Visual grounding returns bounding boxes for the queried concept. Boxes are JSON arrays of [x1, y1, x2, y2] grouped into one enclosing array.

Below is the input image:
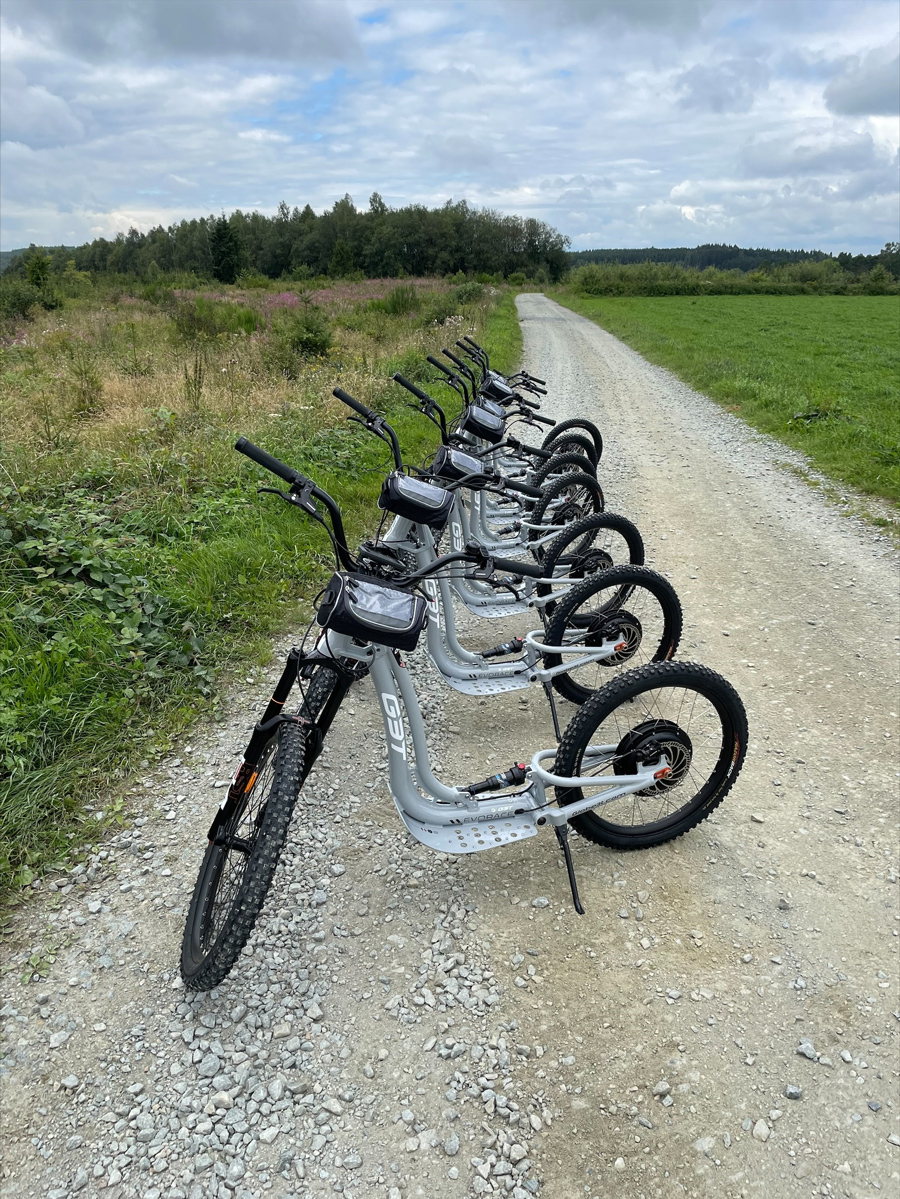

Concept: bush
[[170, 297, 260, 341], [0, 279, 42, 321], [506, 271, 527, 286], [265, 304, 332, 377], [369, 284, 421, 316], [237, 271, 270, 289], [272, 304, 332, 355], [453, 281, 485, 304]]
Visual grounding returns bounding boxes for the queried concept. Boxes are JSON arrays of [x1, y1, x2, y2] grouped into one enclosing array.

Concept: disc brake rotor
[[585, 609, 642, 664], [613, 719, 693, 796]]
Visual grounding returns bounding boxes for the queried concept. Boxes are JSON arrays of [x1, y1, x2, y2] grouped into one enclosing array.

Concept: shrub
[[453, 281, 485, 304], [0, 279, 42, 321], [237, 271, 270, 289], [506, 271, 527, 286], [170, 297, 260, 341], [369, 284, 421, 316], [272, 304, 332, 356], [265, 304, 332, 377]]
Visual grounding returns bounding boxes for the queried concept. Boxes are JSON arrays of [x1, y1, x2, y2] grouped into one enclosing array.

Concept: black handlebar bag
[[482, 377, 515, 404], [457, 404, 504, 444], [317, 573, 427, 651], [378, 472, 453, 529], [430, 445, 484, 482]]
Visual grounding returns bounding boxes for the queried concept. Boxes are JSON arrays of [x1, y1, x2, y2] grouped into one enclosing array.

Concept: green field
[[553, 293, 900, 506]]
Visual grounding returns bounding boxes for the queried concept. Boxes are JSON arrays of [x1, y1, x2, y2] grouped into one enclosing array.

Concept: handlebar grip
[[392, 373, 430, 402], [526, 375, 547, 386], [463, 336, 483, 351], [442, 348, 468, 371], [489, 553, 545, 579], [234, 437, 303, 485], [501, 476, 544, 500], [520, 441, 553, 461], [426, 354, 454, 377], [332, 387, 375, 419], [518, 395, 540, 410], [529, 412, 555, 427]]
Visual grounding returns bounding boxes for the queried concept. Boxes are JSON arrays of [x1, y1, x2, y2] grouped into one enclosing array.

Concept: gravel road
[[2, 292, 898, 1199]]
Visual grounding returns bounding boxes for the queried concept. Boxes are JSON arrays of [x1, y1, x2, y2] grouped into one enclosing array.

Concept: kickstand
[[542, 682, 562, 742], [554, 823, 585, 915]]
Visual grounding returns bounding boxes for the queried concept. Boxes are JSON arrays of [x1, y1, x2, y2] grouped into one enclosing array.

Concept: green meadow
[[553, 293, 900, 507]]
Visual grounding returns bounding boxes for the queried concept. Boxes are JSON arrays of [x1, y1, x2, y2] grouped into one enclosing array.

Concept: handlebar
[[333, 388, 403, 469], [392, 373, 430, 402], [235, 437, 304, 486], [501, 476, 543, 499], [333, 386, 375, 420], [426, 354, 455, 379], [234, 437, 355, 570], [485, 552, 545, 579]]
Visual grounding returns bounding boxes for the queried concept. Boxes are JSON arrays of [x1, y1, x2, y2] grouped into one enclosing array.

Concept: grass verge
[[552, 292, 900, 507], [0, 279, 518, 900]]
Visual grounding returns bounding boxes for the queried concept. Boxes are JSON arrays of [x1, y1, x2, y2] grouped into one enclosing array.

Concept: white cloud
[[1, 0, 898, 254], [238, 129, 292, 143]]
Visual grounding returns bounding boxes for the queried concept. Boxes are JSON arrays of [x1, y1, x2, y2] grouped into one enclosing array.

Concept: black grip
[[463, 336, 483, 351], [234, 437, 302, 485], [518, 395, 540, 409], [526, 375, 547, 386], [426, 355, 454, 377], [392, 373, 430, 402], [332, 387, 374, 419], [520, 441, 552, 461], [489, 554, 545, 579], [501, 476, 543, 499], [529, 412, 555, 427], [442, 348, 468, 371]]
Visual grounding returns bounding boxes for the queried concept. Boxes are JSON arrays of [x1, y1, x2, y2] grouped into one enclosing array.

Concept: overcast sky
[[1, 0, 898, 254]]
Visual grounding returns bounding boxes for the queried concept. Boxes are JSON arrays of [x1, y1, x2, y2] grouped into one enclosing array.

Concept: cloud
[[677, 57, 771, 113], [0, 64, 84, 147], [2, 0, 360, 63], [238, 129, 292, 143], [504, 0, 715, 32], [741, 130, 882, 177], [824, 42, 900, 116], [1, 0, 898, 255]]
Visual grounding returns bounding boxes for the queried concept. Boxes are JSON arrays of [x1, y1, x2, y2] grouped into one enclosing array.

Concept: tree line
[[3, 195, 570, 284], [568, 241, 900, 278], [568, 252, 899, 297]]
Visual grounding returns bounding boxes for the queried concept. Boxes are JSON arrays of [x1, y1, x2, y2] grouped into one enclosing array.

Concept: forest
[[1, 195, 570, 285]]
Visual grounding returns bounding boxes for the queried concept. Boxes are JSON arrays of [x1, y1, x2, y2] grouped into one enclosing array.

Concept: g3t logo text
[[381, 693, 406, 760]]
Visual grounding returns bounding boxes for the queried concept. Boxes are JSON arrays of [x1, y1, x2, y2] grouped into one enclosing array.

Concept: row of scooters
[[177, 333, 749, 991]]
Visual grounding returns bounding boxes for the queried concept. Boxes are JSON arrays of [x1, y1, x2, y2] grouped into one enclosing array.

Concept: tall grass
[[0, 276, 515, 897]]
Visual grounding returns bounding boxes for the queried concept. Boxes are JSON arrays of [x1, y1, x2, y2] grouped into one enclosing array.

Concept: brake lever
[[257, 483, 319, 516]]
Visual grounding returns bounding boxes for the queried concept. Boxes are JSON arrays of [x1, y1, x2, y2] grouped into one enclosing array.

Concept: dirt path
[[2, 294, 898, 1199]]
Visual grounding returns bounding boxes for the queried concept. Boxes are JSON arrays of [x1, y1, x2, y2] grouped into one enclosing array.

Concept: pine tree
[[329, 238, 354, 277], [209, 216, 242, 284]]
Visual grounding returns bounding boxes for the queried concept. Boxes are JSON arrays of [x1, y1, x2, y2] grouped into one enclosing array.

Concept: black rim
[[568, 681, 735, 834], [191, 739, 277, 960]]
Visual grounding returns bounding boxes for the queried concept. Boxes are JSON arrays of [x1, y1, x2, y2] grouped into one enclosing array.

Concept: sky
[[1, 0, 898, 255]]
